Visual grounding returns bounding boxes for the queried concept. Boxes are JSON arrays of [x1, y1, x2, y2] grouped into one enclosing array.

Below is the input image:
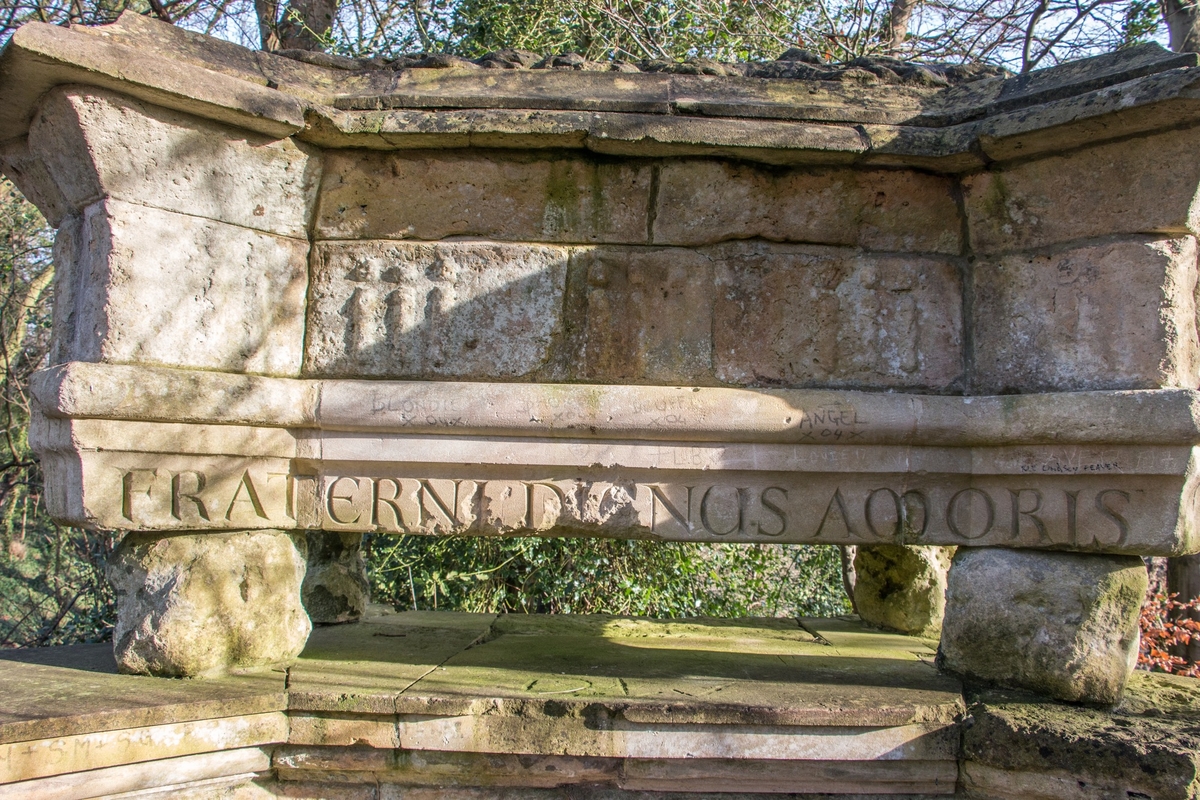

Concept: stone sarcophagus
[[1, 14, 1196, 695]]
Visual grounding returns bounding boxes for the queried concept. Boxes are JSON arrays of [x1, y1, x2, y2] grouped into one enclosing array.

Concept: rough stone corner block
[[302, 530, 370, 624], [28, 84, 321, 237], [53, 199, 309, 375], [972, 235, 1200, 392], [106, 529, 311, 677], [938, 548, 1147, 704], [853, 544, 954, 637], [26, 85, 317, 378]]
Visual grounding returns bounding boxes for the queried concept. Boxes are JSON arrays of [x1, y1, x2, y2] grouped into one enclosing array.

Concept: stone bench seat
[[1, 610, 1197, 799]]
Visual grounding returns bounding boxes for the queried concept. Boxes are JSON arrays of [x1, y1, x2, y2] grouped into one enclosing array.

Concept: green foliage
[[1121, 0, 1166, 47], [365, 534, 850, 618], [0, 522, 117, 647], [0, 180, 118, 648], [449, 0, 815, 62]]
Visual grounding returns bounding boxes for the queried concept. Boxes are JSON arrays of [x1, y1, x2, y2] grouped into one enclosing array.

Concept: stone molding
[[31, 361, 1200, 445], [28, 362, 1200, 555], [1, 13, 1200, 170]]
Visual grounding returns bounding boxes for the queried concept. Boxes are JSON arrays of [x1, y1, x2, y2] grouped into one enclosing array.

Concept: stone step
[[1, 610, 1196, 798]]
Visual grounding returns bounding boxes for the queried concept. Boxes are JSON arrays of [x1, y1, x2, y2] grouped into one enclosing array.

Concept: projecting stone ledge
[[28, 362, 1200, 557], [1, 610, 1197, 798], [1, 13, 1199, 169]]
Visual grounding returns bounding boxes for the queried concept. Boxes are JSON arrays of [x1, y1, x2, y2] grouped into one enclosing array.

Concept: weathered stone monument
[[4, 10, 1200, 700], [0, 15, 1192, 695]]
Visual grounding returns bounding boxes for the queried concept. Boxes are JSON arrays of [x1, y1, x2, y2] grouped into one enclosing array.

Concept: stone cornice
[[3, 13, 1200, 169], [31, 361, 1200, 446]]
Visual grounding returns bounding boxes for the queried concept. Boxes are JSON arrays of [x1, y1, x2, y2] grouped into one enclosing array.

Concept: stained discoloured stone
[[0, 714, 284, 783], [0, 644, 285, 745], [304, 240, 962, 388], [287, 608, 498, 714], [29, 86, 320, 237], [571, 246, 715, 384], [963, 127, 1200, 253], [107, 530, 311, 677], [0, 747, 276, 800], [315, 151, 651, 243], [4, 609, 1199, 796], [53, 199, 308, 376], [960, 672, 1200, 800], [385, 612, 963, 730], [712, 242, 963, 390], [653, 161, 962, 254], [972, 236, 1200, 392], [938, 548, 1147, 704], [0, 138, 72, 226], [853, 545, 954, 637]]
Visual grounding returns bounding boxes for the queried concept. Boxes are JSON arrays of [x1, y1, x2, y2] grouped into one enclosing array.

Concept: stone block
[[972, 236, 1199, 392], [570, 246, 715, 383], [304, 240, 568, 378], [49, 213, 83, 367], [0, 138, 72, 227], [2, 20, 307, 142], [712, 242, 963, 390], [0, 747, 276, 799], [106, 529, 311, 677], [938, 548, 1147, 703], [54, 199, 308, 376], [302, 531, 370, 624], [960, 672, 1200, 800], [653, 161, 962, 254], [853, 545, 954, 637], [0, 717, 281, 783], [31, 378, 1200, 556], [963, 127, 1200, 253], [29, 86, 320, 237], [304, 240, 962, 388], [315, 150, 651, 243]]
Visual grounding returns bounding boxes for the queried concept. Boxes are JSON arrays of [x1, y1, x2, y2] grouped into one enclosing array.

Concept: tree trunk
[[840, 545, 857, 613], [1167, 554, 1200, 664], [256, 0, 338, 51], [1163, 0, 1200, 54], [887, 0, 916, 52]]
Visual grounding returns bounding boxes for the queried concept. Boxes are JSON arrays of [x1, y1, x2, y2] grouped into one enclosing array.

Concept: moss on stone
[[963, 672, 1200, 800]]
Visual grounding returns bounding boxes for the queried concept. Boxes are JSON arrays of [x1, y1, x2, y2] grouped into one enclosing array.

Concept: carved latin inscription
[[47, 417, 1190, 554], [109, 459, 293, 529], [309, 474, 1145, 549]]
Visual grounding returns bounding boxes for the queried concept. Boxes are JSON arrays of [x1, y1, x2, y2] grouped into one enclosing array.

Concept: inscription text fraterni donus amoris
[[116, 465, 1145, 549]]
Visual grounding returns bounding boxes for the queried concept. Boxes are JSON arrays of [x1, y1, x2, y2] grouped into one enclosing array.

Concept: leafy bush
[[365, 534, 850, 618], [0, 179, 120, 648], [1138, 592, 1200, 678], [0, 524, 116, 647]]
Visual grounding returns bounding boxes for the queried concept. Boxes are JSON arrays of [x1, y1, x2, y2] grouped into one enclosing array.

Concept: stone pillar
[[5, 84, 321, 677], [302, 531, 370, 624], [106, 530, 311, 677], [938, 548, 1147, 704], [852, 545, 954, 638]]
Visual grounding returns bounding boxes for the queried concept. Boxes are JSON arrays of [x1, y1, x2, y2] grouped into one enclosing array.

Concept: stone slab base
[[0, 609, 1197, 798]]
